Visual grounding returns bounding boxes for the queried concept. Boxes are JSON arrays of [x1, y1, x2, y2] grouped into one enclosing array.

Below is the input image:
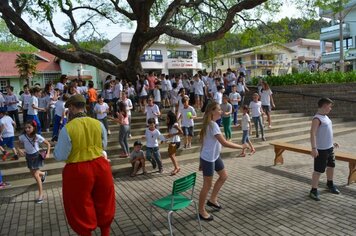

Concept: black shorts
[[262, 105, 271, 113], [314, 147, 335, 173]]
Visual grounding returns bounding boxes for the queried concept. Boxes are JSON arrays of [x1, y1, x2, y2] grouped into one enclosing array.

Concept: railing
[[244, 60, 286, 67], [321, 23, 349, 34]]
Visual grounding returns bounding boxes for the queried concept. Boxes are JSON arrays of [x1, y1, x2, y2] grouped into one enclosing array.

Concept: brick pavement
[[1, 132, 356, 236]]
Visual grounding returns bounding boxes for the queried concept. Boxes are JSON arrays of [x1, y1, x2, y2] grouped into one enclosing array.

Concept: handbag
[[25, 135, 47, 160]]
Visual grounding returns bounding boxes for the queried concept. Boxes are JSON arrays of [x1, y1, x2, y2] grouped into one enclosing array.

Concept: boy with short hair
[[178, 96, 197, 149], [309, 98, 340, 201], [20, 85, 32, 125], [0, 111, 19, 161], [129, 141, 147, 177], [4, 86, 21, 130]]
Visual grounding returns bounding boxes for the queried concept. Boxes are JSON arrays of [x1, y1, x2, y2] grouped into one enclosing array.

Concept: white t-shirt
[[200, 121, 222, 162], [38, 96, 50, 109], [169, 123, 181, 143], [260, 89, 273, 106], [229, 92, 241, 106], [241, 113, 251, 131], [120, 98, 133, 116], [0, 116, 14, 137], [214, 92, 223, 105], [27, 96, 38, 115], [314, 114, 333, 150], [227, 72, 237, 86], [153, 88, 161, 102], [113, 83, 123, 98], [249, 101, 262, 117], [180, 106, 196, 127], [20, 93, 32, 110], [55, 100, 65, 117], [145, 128, 165, 148], [19, 134, 45, 155], [161, 79, 169, 91], [94, 103, 109, 120], [194, 79, 205, 95], [140, 80, 149, 96], [56, 82, 65, 91], [145, 104, 160, 124]]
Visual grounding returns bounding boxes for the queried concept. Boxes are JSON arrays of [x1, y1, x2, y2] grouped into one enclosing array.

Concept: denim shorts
[[182, 126, 194, 137], [26, 152, 44, 170], [241, 130, 250, 144], [200, 157, 225, 177]]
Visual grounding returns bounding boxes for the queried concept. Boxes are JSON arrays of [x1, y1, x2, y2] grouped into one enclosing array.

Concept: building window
[[231, 58, 235, 65], [335, 37, 353, 51], [167, 50, 192, 59], [0, 79, 9, 93], [221, 59, 224, 66], [144, 50, 162, 55]]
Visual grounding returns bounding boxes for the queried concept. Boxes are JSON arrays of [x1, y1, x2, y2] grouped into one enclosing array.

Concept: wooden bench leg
[[348, 162, 356, 185], [274, 147, 285, 165]]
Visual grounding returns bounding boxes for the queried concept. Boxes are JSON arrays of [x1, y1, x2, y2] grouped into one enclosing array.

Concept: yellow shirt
[[65, 117, 103, 163]]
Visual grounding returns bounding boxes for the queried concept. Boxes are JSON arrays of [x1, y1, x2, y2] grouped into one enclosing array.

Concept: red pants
[[62, 157, 115, 236]]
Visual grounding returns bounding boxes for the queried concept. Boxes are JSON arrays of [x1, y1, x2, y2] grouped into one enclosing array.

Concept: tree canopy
[[0, 0, 319, 81], [199, 17, 330, 61]]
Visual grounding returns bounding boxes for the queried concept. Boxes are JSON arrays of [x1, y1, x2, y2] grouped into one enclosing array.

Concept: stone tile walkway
[[1, 132, 356, 236]]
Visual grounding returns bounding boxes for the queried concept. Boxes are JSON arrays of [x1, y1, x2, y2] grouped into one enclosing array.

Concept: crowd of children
[[0, 69, 278, 200]]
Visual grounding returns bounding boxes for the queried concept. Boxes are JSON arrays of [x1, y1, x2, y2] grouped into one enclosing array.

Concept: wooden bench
[[270, 141, 356, 185]]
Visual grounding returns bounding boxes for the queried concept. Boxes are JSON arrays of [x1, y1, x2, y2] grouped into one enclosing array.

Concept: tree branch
[[154, 0, 268, 45], [110, 0, 136, 20]]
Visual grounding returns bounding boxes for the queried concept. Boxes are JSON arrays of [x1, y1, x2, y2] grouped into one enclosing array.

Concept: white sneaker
[[108, 130, 111, 135], [129, 134, 132, 138]]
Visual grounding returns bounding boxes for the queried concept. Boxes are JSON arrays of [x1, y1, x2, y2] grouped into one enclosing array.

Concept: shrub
[[251, 71, 356, 86]]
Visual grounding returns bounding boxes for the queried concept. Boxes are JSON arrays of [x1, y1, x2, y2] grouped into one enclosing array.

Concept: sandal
[[249, 149, 256, 155], [237, 153, 246, 157]]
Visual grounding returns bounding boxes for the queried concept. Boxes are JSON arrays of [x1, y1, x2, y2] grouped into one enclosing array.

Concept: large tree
[[0, 0, 315, 81]]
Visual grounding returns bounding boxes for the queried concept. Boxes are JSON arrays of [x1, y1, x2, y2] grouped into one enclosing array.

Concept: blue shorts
[[182, 126, 194, 137], [200, 157, 225, 177], [0, 136, 14, 149]]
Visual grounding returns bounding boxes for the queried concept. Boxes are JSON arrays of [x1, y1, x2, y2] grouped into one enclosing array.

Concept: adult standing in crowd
[[55, 75, 68, 93], [53, 94, 115, 236], [225, 68, 236, 95]]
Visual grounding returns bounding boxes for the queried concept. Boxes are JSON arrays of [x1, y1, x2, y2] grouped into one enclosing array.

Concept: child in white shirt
[[52, 94, 69, 142], [94, 95, 110, 133], [229, 85, 241, 126], [238, 105, 256, 157], [249, 93, 265, 141], [144, 118, 165, 173], [178, 96, 197, 149], [0, 111, 18, 161]]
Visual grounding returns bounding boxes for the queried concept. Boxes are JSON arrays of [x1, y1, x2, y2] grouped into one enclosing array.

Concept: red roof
[[0, 51, 61, 77]]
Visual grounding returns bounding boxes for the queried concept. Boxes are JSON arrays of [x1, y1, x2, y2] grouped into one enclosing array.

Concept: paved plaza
[[1, 132, 356, 236]]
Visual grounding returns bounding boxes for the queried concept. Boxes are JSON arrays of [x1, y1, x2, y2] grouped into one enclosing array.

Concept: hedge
[[251, 71, 356, 86]]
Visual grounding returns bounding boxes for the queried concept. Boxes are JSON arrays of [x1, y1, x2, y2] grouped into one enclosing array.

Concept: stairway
[[1, 109, 356, 194]]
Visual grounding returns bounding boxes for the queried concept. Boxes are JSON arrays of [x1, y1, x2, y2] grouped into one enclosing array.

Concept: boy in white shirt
[[27, 87, 46, 134], [94, 95, 110, 133], [0, 111, 19, 161], [249, 93, 265, 141], [52, 94, 69, 142], [20, 85, 32, 125], [153, 82, 161, 108], [144, 118, 165, 173], [193, 74, 205, 110], [178, 96, 197, 149], [229, 85, 241, 126], [145, 96, 161, 127]]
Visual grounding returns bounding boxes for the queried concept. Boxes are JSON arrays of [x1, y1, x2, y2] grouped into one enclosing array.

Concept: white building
[[102, 32, 203, 76], [285, 38, 333, 72]]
